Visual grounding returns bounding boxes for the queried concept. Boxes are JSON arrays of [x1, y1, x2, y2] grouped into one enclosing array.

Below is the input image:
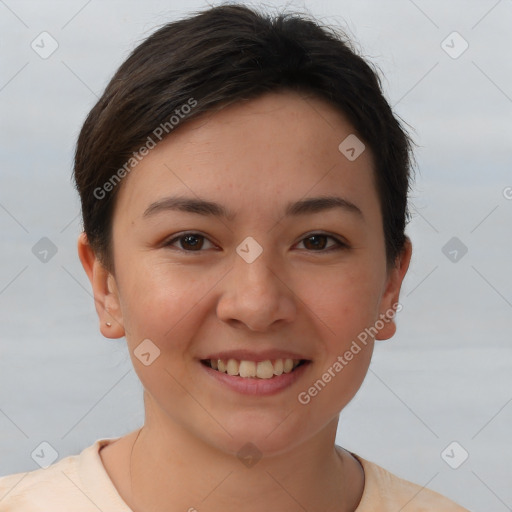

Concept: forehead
[[113, 90, 378, 225]]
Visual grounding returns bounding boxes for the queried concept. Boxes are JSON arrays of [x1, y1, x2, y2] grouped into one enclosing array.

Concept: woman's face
[[81, 90, 410, 456]]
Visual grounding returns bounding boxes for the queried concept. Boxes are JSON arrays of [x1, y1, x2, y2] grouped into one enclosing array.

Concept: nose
[[216, 247, 296, 332]]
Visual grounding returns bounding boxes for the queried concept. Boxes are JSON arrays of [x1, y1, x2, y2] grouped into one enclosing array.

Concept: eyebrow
[[143, 195, 364, 221]]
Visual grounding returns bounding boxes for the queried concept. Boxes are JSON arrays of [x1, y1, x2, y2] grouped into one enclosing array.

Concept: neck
[[123, 416, 364, 512]]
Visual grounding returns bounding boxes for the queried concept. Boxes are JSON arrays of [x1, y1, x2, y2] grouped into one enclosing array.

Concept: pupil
[[307, 235, 325, 250], [183, 235, 201, 249]]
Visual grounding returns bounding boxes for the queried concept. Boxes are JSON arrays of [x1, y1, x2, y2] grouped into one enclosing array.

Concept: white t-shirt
[[0, 438, 470, 511]]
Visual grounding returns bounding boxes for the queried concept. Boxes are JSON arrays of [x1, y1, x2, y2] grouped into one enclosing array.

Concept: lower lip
[[200, 361, 311, 396]]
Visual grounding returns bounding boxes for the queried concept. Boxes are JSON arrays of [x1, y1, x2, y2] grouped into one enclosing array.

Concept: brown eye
[[164, 233, 215, 252], [298, 233, 346, 252], [163, 232, 347, 254], [179, 234, 204, 250]]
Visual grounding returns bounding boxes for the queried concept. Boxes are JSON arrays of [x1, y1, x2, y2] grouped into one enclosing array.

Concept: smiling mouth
[[200, 358, 309, 379]]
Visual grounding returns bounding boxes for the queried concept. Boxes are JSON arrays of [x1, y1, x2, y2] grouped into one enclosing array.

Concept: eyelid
[[299, 231, 349, 248], [163, 231, 349, 252], [163, 231, 218, 252]]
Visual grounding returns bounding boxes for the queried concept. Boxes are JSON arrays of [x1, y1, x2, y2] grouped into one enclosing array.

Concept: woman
[[0, 4, 469, 511]]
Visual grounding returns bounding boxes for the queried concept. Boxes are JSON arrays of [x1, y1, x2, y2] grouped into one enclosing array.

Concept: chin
[[207, 413, 311, 459]]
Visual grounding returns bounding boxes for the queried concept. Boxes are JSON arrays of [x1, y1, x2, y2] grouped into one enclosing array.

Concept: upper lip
[[200, 349, 310, 363]]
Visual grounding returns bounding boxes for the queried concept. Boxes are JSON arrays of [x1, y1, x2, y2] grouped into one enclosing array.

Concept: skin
[[78, 90, 412, 512]]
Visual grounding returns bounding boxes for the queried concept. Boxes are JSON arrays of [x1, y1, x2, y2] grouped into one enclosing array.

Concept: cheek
[[119, 265, 209, 390], [118, 258, 216, 348], [301, 263, 384, 345], [296, 275, 377, 416]]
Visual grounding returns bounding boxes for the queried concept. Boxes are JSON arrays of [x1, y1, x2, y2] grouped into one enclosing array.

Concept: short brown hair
[[73, 3, 415, 273]]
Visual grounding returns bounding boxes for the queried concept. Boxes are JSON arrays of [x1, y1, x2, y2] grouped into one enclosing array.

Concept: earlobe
[[77, 232, 125, 339], [375, 237, 412, 341]]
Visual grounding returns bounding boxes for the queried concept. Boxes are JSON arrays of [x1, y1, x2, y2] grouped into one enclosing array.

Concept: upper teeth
[[210, 358, 301, 379]]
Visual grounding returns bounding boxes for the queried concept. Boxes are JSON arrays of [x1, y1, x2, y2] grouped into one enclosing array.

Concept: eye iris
[[174, 234, 335, 251], [182, 234, 202, 250], [304, 235, 327, 250]]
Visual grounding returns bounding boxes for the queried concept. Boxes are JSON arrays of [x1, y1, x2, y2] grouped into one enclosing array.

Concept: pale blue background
[[1, 1, 511, 510]]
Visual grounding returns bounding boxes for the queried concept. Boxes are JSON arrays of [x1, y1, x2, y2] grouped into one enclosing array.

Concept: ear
[[375, 237, 412, 341], [77, 232, 125, 339]]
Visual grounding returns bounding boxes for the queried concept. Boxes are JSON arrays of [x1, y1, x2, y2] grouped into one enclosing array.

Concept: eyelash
[[163, 232, 348, 254]]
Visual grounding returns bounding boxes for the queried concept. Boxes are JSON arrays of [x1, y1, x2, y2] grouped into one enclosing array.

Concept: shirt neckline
[[78, 437, 134, 512], [82, 438, 372, 512]]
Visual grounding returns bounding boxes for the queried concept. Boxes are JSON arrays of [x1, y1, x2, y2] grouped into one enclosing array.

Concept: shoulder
[[0, 451, 80, 511], [0, 438, 123, 512], [349, 451, 471, 512]]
